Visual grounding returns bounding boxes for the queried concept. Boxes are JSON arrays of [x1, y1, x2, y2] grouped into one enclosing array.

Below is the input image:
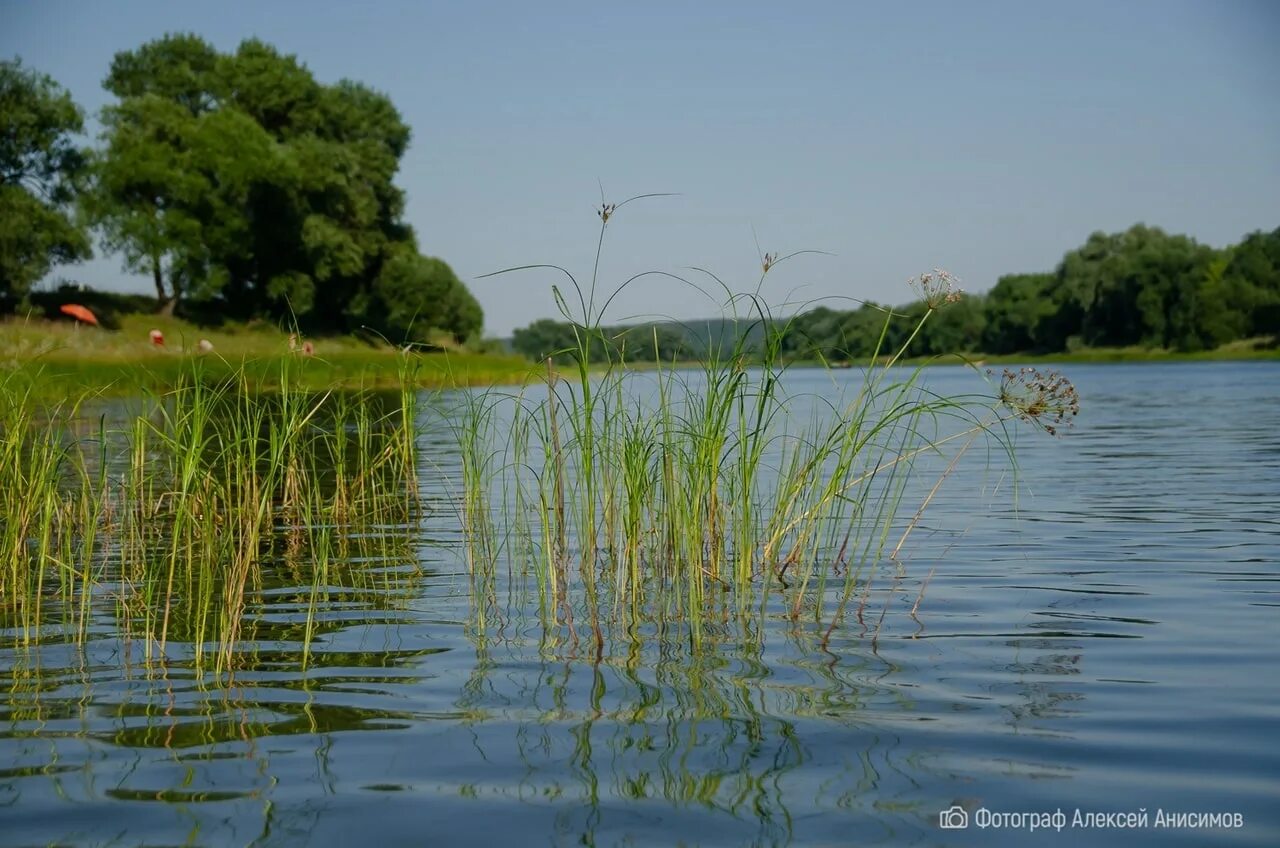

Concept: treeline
[[512, 317, 767, 364], [511, 224, 1280, 362], [1, 39, 481, 343]]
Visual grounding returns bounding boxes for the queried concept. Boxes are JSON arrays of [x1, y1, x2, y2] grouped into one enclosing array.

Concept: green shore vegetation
[[3, 38, 483, 348], [511, 223, 1280, 366], [3, 39, 535, 399], [781, 335, 1280, 369], [0, 311, 535, 397], [5, 41, 1277, 396]]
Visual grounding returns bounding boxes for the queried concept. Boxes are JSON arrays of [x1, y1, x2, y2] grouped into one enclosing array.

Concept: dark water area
[[2, 361, 1277, 846]]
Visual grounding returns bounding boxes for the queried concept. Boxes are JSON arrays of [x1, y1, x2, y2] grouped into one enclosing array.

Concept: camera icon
[[939, 806, 969, 829]]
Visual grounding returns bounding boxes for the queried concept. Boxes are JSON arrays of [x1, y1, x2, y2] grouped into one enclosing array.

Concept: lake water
[[2, 361, 1277, 846]]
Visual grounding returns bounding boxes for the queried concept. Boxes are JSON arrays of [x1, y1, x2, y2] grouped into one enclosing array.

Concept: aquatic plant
[[993, 366, 1081, 436], [0, 204, 1080, 669], [0, 351, 428, 672], [460, 200, 1077, 653]]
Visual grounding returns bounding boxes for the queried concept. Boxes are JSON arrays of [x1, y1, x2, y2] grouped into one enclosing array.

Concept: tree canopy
[[86, 34, 481, 340], [510, 224, 1280, 362], [511, 317, 696, 364], [0, 57, 92, 310]]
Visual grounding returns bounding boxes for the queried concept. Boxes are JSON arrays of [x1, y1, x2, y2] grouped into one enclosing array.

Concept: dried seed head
[[909, 268, 963, 309], [762, 252, 776, 274], [597, 203, 616, 224], [992, 367, 1080, 437]]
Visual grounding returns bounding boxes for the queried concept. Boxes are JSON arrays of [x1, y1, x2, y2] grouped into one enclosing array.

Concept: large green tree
[[1221, 228, 1280, 340], [1053, 225, 1218, 350], [0, 58, 91, 310], [89, 34, 480, 338], [981, 273, 1058, 353], [372, 251, 483, 344]]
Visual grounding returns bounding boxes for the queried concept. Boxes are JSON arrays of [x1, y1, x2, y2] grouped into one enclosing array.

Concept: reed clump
[[458, 200, 1078, 652], [0, 353, 426, 672]]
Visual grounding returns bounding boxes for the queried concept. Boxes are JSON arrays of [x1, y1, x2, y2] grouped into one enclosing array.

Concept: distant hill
[[506, 314, 779, 363]]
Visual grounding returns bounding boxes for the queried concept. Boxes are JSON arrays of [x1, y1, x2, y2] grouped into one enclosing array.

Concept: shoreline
[[4, 315, 1275, 397], [609, 341, 1280, 373]]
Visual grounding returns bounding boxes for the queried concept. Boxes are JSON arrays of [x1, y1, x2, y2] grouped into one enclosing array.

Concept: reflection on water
[[2, 363, 1278, 846]]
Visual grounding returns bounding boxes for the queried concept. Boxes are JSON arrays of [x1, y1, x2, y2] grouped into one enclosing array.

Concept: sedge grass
[[0, 352, 429, 673], [458, 205, 1079, 652], [1, 207, 1084, 665]]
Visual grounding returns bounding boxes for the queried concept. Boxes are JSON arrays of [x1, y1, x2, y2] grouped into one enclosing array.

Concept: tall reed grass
[[1, 204, 1081, 667], [0, 352, 427, 673], [458, 201, 1079, 652]]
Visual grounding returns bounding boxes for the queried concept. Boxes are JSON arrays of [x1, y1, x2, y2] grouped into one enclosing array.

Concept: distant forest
[[511, 224, 1280, 362]]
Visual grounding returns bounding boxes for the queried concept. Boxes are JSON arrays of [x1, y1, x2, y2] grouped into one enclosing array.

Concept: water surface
[[2, 361, 1277, 846]]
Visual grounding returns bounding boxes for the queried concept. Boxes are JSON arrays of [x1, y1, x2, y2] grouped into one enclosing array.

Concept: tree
[[779, 305, 839, 360], [86, 36, 276, 313], [88, 96, 231, 313], [919, 293, 986, 356], [982, 273, 1059, 353], [832, 303, 896, 358], [512, 318, 584, 362], [777, 303, 890, 361], [90, 34, 480, 336], [0, 58, 91, 310], [1053, 225, 1217, 350], [1222, 228, 1280, 340], [372, 251, 482, 343]]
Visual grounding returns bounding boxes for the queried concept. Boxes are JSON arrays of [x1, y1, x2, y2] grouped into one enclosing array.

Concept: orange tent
[[59, 304, 99, 326]]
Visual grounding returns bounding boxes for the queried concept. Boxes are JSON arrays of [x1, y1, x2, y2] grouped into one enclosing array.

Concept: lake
[[1, 361, 1277, 846]]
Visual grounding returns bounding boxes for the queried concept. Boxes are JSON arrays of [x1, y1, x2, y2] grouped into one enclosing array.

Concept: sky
[[4, 0, 1279, 335]]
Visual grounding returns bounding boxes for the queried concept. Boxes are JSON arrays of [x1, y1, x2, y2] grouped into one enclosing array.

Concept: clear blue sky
[[4, 0, 1278, 335]]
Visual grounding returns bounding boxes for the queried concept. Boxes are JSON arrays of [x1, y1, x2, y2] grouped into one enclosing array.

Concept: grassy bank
[[1, 314, 537, 395], [958, 337, 1280, 364]]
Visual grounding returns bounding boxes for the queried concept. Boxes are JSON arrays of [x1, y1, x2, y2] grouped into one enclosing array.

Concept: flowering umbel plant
[[910, 269, 964, 309], [993, 367, 1081, 436]]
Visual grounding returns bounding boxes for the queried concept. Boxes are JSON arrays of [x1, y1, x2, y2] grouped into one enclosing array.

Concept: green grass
[[3, 211, 1110, 662], [456, 213, 1079, 652], [959, 337, 1280, 364], [0, 355, 426, 671], [0, 313, 538, 396]]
